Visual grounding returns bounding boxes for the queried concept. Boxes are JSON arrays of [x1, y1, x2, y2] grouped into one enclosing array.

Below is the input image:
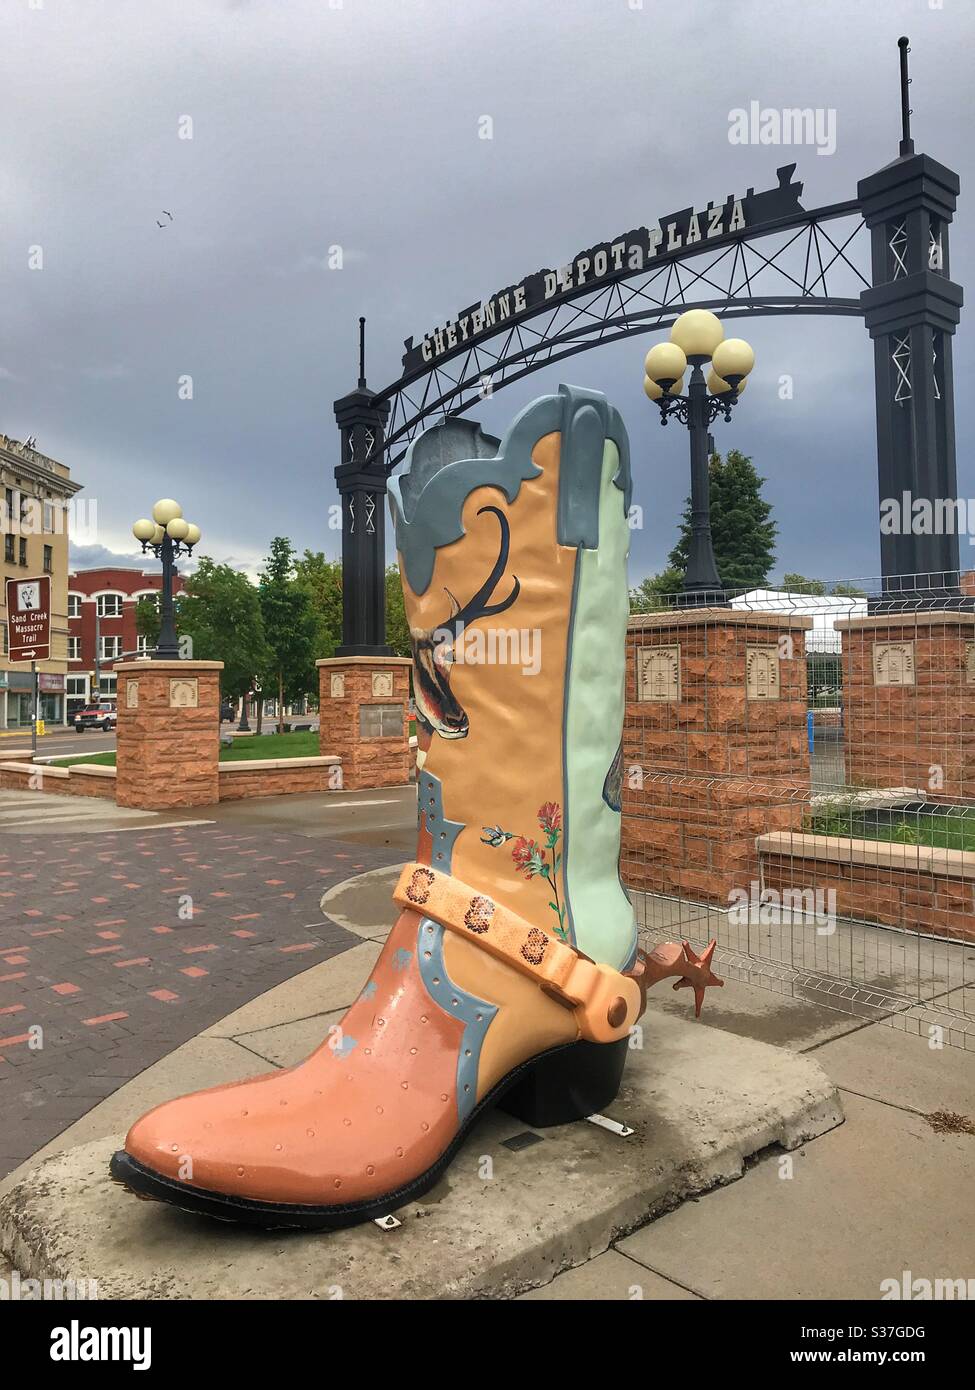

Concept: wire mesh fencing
[[622, 573, 975, 1048]]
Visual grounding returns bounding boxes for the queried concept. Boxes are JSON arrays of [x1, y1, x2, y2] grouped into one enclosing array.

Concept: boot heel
[[498, 1037, 628, 1127]]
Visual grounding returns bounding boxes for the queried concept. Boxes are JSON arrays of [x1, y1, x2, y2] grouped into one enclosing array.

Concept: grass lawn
[[52, 729, 323, 769], [808, 807, 975, 853]]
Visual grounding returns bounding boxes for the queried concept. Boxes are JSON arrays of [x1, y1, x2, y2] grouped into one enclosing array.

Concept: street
[[0, 728, 117, 760], [0, 784, 415, 1175]]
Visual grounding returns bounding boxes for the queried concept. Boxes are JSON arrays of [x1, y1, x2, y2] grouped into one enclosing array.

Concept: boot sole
[[109, 1036, 628, 1231]]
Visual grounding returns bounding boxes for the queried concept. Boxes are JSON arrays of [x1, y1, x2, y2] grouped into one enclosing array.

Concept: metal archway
[[333, 58, 963, 653], [379, 190, 869, 470]]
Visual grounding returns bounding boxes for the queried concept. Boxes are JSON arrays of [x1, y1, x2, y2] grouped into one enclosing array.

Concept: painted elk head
[[410, 504, 520, 739]]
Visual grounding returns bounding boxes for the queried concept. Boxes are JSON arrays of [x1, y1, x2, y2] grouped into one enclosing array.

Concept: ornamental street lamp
[[131, 500, 200, 660], [644, 309, 755, 606]]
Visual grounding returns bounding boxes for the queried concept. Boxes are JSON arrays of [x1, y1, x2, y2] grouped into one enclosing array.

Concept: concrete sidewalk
[[2, 864, 973, 1299]]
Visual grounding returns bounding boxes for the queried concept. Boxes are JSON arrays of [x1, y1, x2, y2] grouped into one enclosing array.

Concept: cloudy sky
[[2, 0, 973, 587]]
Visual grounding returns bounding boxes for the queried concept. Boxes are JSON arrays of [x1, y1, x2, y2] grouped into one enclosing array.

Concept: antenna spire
[[358, 316, 367, 389], [898, 37, 914, 157]]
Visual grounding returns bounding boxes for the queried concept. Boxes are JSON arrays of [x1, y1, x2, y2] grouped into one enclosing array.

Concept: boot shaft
[[390, 384, 636, 970]]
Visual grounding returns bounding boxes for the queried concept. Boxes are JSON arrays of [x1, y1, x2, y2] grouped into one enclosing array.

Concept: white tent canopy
[[729, 589, 868, 653]]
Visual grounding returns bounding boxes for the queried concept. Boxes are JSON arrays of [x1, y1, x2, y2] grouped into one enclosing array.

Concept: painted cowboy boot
[[110, 384, 720, 1229]]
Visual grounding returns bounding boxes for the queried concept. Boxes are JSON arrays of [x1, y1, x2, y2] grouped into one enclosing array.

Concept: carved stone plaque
[[746, 645, 780, 700], [873, 640, 915, 687], [330, 672, 345, 698], [638, 645, 680, 702], [360, 702, 404, 738], [372, 671, 394, 698], [126, 680, 139, 709], [966, 642, 975, 686], [169, 677, 199, 709]]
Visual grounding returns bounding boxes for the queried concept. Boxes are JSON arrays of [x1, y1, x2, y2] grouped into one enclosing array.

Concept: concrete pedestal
[[838, 611, 975, 800], [317, 656, 413, 790], [114, 660, 223, 809], [0, 1010, 841, 1301], [622, 609, 812, 905]]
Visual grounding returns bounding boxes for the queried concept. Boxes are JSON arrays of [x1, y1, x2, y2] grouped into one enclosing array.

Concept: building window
[[136, 633, 152, 656], [43, 500, 55, 533], [3, 535, 12, 564], [43, 545, 53, 573], [67, 636, 81, 660], [99, 635, 123, 660], [1, 621, 6, 656], [18, 537, 27, 566], [100, 675, 118, 697], [3, 487, 13, 527], [96, 594, 123, 618], [68, 594, 82, 618]]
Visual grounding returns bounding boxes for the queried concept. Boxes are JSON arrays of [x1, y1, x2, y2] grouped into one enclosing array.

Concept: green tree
[[136, 558, 269, 702], [385, 566, 411, 656], [669, 449, 777, 592], [293, 550, 344, 659], [134, 596, 161, 648], [629, 567, 684, 613], [782, 573, 867, 598], [782, 572, 827, 596], [293, 553, 411, 658], [258, 537, 317, 732]]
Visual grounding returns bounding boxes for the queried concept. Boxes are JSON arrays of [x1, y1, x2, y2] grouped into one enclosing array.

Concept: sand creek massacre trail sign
[[6, 575, 52, 663]]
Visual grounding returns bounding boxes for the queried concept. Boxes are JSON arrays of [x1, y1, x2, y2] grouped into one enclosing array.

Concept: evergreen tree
[[669, 449, 777, 592]]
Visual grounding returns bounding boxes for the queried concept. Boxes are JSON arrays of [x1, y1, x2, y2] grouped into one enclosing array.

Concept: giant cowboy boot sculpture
[[110, 385, 721, 1229]]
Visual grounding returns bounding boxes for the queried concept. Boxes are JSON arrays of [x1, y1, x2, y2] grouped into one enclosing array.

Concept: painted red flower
[[538, 802, 561, 834], [511, 836, 545, 878]]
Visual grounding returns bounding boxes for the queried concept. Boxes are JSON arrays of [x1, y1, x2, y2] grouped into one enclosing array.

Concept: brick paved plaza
[[0, 823, 401, 1174]]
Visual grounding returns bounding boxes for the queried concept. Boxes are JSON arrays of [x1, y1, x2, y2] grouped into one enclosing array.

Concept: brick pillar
[[317, 656, 413, 790], [838, 611, 975, 799], [115, 660, 223, 809], [622, 609, 812, 906]]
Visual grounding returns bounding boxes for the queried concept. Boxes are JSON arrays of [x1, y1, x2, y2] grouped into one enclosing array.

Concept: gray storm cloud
[[2, 0, 973, 585]]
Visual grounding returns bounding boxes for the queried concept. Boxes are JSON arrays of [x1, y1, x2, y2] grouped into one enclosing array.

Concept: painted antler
[[409, 504, 522, 741], [441, 505, 521, 636]]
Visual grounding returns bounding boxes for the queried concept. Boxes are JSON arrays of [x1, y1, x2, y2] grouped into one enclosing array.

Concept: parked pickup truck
[[73, 702, 118, 732]]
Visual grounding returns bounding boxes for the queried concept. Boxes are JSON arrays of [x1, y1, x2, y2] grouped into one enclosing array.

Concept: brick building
[[1, 434, 82, 728], [66, 567, 184, 715]]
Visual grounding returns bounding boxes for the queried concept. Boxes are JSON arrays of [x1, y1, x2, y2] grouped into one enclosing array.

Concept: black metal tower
[[859, 37, 964, 591], [334, 318, 392, 655]]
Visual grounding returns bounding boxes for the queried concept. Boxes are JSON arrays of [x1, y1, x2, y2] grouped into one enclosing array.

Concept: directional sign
[[5, 575, 52, 662]]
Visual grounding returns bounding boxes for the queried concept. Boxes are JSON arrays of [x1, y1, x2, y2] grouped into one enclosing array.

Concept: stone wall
[[0, 762, 117, 800], [622, 609, 813, 907], [838, 613, 975, 800], [759, 830, 975, 943], [317, 657, 413, 790], [217, 757, 341, 802], [0, 757, 342, 805], [115, 660, 223, 809]]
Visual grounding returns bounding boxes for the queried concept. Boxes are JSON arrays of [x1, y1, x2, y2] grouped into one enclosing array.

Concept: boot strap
[[393, 862, 642, 1044]]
